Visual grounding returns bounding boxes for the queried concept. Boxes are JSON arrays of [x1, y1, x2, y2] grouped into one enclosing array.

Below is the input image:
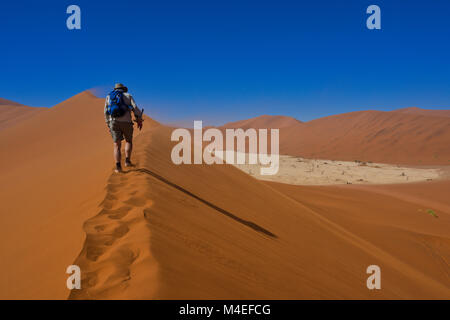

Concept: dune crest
[[391, 107, 450, 118], [69, 166, 159, 299], [0, 98, 45, 131], [222, 115, 302, 130]]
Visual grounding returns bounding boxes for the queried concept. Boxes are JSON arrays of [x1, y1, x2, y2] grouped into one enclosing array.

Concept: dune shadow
[[126, 168, 277, 239]]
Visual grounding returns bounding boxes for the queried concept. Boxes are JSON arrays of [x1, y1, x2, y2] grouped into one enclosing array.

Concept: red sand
[[0, 93, 449, 299]]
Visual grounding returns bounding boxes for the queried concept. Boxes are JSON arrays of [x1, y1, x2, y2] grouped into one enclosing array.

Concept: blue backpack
[[106, 90, 128, 117]]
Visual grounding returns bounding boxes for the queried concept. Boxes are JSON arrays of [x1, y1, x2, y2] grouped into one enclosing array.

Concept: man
[[104, 83, 143, 173]]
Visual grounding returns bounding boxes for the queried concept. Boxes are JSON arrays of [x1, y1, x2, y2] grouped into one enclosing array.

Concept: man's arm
[[104, 96, 110, 125], [129, 96, 143, 129], [129, 96, 143, 119]]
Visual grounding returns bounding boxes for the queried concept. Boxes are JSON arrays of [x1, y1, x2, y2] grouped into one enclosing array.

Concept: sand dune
[[1, 92, 449, 299], [0, 99, 45, 131], [278, 110, 450, 165], [392, 107, 450, 118], [221, 115, 301, 130]]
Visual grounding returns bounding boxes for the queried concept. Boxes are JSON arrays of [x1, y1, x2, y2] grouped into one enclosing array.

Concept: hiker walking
[[104, 83, 143, 173]]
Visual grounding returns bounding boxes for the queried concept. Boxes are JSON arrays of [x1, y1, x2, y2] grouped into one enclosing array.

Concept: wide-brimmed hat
[[114, 83, 128, 91]]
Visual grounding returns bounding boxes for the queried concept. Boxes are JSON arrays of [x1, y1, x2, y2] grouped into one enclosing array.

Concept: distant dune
[[278, 110, 450, 165], [0, 98, 24, 106], [221, 115, 302, 130], [391, 107, 450, 118], [0, 93, 449, 299], [0, 98, 45, 131]]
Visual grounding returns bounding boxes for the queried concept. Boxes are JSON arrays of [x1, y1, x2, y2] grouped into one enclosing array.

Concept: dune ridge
[[391, 107, 450, 118], [221, 115, 302, 129], [68, 166, 159, 299]]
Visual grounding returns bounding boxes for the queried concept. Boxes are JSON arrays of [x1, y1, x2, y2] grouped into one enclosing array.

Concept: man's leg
[[114, 141, 122, 162], [125, 141, 133, 166], [114, 140, 122, 172], [124, 122, 134, 166]]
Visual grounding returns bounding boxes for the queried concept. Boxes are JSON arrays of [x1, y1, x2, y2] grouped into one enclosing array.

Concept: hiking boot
[[125, 158, 134, 167], [115, 162, 123, 173]]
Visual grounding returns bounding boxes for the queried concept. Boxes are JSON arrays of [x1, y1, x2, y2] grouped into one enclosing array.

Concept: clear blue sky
[[1, 0, 449, 124]]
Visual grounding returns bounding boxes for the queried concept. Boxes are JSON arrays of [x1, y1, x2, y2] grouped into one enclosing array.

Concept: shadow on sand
[[125, 168, 277, 239]]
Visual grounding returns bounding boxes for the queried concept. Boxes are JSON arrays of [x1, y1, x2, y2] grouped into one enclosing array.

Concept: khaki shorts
[[108, 120, 134, 142]]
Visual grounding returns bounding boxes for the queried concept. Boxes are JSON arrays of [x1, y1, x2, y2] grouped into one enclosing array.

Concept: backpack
[[106, 90, 128, 117]]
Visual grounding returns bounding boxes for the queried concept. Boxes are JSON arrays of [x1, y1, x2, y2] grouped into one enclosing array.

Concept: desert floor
[[228, 154, 447, 185]]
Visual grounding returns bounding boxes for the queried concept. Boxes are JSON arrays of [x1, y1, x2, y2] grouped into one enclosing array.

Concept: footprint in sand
[[124, 195, 148, 207], [107, 206, 132, 220], [69, 165, 154, 299]]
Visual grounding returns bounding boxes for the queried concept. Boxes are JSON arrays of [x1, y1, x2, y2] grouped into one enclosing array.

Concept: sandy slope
[[278, 110, 450, 165], [269, 181, 450, 294], [221, 115, 301, 129], [0, 99, 45, 131]]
